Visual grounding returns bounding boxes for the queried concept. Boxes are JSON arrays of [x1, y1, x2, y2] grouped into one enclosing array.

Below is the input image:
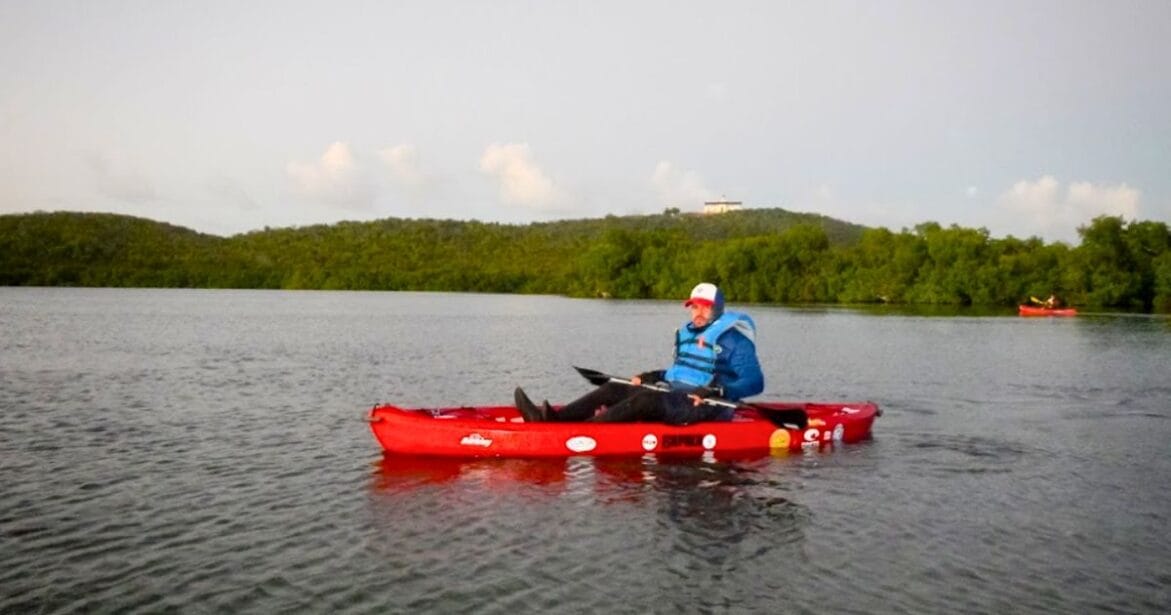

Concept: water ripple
[[3, 289, 1171, 613]]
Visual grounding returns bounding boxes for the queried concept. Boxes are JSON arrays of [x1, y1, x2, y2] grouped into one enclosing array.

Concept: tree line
[[2, 210, 1169, 312]]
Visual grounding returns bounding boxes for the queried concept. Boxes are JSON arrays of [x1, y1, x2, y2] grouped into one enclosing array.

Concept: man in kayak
[[514, 282, 764, 425]]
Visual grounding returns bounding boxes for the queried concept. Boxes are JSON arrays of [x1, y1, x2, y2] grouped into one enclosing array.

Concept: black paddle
[[572, 366, 808, 429]]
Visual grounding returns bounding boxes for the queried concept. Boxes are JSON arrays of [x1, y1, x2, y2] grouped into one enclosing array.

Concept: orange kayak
[[1019, 305, 1078, 317]]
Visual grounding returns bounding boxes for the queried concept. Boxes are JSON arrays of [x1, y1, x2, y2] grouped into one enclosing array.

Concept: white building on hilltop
[[702, 197, 743, 214]]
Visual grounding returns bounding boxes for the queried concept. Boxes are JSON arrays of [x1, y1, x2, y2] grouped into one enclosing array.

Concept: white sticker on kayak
[[565, 436, 597, 453], [833, 424, 845, 441], [702, 434, 717, 450], [642, 434, 658, 451], [460, 433, 492, 447], [840, 407, 860, 414], [804, 428, 820, 442]]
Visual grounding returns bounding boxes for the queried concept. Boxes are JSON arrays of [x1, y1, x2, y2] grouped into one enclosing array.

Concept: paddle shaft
[[572, 366, 807, 429], [594, 373, 738, 409]]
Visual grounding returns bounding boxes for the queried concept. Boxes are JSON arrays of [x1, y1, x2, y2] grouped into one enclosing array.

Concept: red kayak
[[1019, 305, 1078, 317], [367, 401, 880, 458]]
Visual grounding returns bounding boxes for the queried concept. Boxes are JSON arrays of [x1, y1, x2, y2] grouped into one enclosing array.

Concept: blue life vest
[[664, 311, 756, 388]]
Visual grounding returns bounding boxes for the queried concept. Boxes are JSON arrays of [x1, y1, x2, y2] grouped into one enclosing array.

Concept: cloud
[[1066, 181, 1140, 218], [997, 175, 1141, 240], [651, 161, 713, 208], [85, 152, 157, 203], [286, 142, 374, 210], [378, 144, 426, 188], [478, 143, 558, 208]]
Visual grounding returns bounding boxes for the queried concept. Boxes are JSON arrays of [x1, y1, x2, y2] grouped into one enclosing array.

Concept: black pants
[[549, 382, 667, 422], [550, 382, 721, 425]]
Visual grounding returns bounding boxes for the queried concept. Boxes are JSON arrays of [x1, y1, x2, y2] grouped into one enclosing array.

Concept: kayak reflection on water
[[369, 453, 811, 537]]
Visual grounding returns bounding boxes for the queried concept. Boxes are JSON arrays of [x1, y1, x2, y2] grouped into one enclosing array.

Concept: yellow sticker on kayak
[[768, 429, 791, 449]]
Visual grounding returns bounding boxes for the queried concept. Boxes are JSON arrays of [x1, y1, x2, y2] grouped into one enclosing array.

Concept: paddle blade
[[572, 366, 612, 386]]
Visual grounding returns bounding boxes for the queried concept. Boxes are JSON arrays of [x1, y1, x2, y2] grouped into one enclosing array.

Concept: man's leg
[[550, 382, 636, 421], [590, 390, 667, 422]]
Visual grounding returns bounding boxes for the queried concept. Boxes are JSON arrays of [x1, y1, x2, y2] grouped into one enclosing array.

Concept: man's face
[[688, 303, 714, 327]]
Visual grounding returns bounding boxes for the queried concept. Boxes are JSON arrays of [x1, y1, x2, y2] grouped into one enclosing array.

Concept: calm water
[[1, 288, 1169, 614]]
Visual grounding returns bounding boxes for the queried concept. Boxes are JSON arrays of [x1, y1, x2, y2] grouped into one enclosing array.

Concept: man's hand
[[688, 385, 725, 406]]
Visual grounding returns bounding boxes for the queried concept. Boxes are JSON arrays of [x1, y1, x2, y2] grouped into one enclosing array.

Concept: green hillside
[[0, 212, 226, 287], [2, 209, 1170, 311]]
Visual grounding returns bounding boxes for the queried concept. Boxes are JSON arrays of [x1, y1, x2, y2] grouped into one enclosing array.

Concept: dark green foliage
[[2, 210, 1169, 312], [0, 211, 235, 287]]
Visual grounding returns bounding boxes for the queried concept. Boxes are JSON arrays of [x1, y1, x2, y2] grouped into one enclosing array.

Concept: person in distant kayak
[[1030, 294, 1061, 308], [514, 282, 764, 425]]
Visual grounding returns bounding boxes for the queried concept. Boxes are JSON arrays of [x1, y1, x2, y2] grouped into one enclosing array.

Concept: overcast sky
[[2, 0, 1168, 242]]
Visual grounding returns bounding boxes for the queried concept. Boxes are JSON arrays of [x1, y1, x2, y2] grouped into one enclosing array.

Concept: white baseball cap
[[683, 282, 720, 308]]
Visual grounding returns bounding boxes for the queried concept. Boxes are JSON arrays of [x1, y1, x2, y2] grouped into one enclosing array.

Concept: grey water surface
[[1, 288, 1168, 614]]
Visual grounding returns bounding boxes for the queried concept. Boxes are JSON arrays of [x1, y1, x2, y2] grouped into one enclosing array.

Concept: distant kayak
[[367, 401, 880, 457], [1019, 305, 1078, 317]]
